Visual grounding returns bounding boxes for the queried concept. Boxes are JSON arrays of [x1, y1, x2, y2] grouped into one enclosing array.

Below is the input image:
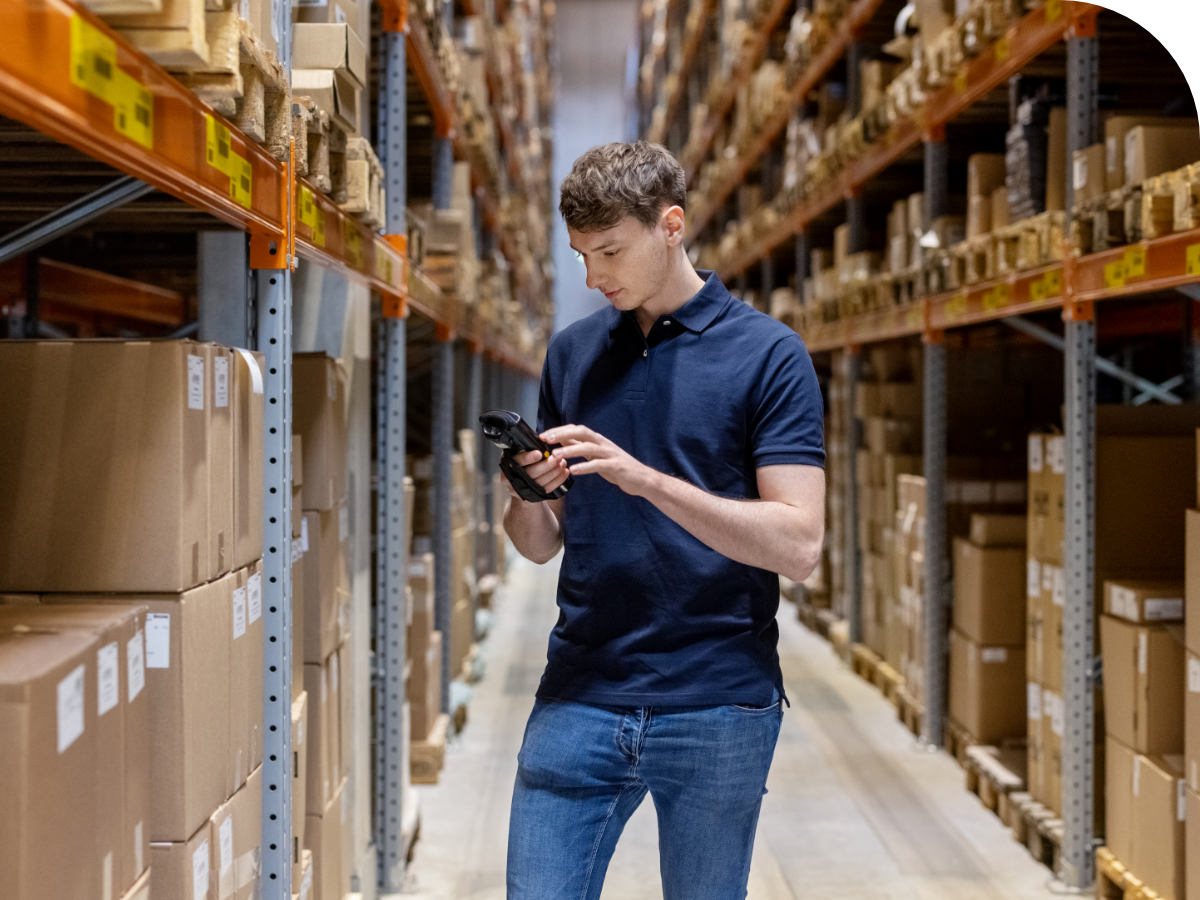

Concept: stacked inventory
[[1187, 484, 1200, 900], [0, 340, 264, 900]]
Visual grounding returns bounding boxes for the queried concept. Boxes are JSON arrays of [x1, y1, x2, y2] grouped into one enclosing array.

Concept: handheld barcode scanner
[[479, 409, 573, 502]]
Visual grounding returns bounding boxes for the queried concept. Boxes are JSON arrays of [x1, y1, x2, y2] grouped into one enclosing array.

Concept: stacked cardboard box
[[825, 356, 851, 618], [407, 553, 443, 743], [0, 340, 266, 900], [292, 23, 367, 135], [966, 153, 1007, 240], [293, 352, 350, 900], [895, 474, 927, 697], [1181, 440, 1200, 900]]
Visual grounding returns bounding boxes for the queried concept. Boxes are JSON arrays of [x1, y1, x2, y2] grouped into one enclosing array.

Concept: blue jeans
[[507, 695, 783, 899]]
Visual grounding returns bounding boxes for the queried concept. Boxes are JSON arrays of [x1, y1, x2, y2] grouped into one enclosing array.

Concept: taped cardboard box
[[302, 507, 348, 664], [0, 604, 150, 896], [1100, 614, 1185, 755], [232, 349, 265, 571], [952, 537, 1025, 645], [292, 692, 309, 885], [1124, 124, 1200, 186], [408, 630, 442, 741], [208, 764, 262, 900], [0, 627, 103, 900], [1104, 116, 1188, 191], [61, 579, 232, 842], [948, 629, 1026, 744], [0, 340, 219, 592], [291, 22, 365, 85], [1104, 578, 1184, 624], [149, 820, 214, 900], [1131, 753, 1186, 900], [295, 0, 360, 35], [293, 353, 347, 512], [304, 777, 345, 900], [229, 562, 265, 793], [292, 67, 360, 135]]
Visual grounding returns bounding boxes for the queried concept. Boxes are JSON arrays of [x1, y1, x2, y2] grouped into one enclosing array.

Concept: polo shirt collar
[[608, 270, 731, 335]]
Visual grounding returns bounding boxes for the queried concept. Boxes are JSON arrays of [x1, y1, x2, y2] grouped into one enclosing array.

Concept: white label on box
[[146, 614, 170, 669], [97, 642, 119, 717], [1107, 136, 1118, 173], [1047, 436, 1065, 474], [270, 0, 280, 41], [127, 629, 145, 701], [248, 573, 262, 625], [1144, 598, 1183, 621], [339, 502, 349, 542], [981, 647, 1008, 664], [1052, 568, 1065, 607], [1028, 435, 1044, 473], [188, 354, 205, 410], [291, 538, 303, 564], [134, 821, 143, 875], [1110, 585, 1135, 620], [232, 587, 247, 640], [1138, 632, 1148, 675], [1028, 683, 1042, 720], [239, 0, 248, 18], [219, 815, 234, 874], [1133, 755, 1141, 796], [1027, 559, 1041, 599], [233, 348, 263, 394], [57, 664, 85, 753], [1188, 658, 1200, 693], [192, 840, 210, 900], [215, 356, 229, 408], [298, 717, 304, 746], [103, 852, 112, 900], [1049, 694, 1064, 737], [301, 516, 309, 553], [334, 3, 346, 23], [1125, 130, 1138, 186], [1073, 155, 1088, 190], [1179, 779, 1187, 821]]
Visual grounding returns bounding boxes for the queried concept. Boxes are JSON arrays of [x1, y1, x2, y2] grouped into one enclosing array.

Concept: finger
[[552, 441, 601, 462], [541, 424, 597, 445], [514, 449, 545, 466], [567, 460, 601, 475], [536, 467, 570, 492], [522, 454, 565, 480], [533, 458, 570, 487]]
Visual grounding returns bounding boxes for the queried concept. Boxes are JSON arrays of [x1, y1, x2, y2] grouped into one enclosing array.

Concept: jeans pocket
[[729, 699, 782, 714]]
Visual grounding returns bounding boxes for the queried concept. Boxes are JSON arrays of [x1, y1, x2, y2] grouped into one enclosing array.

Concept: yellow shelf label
[[229, 155, 253, 209], [1187, 243, 1200, 277], [1030, 277, 1046, 303], [1104, 260, 1126, 288], [953, 69, 968, 96], [70, 16, 153, 149], [205, 115, 251, 208], [982, 283, 1010, 312], [381, 253, 394, 286], [313, 207, 326, 247], [906, 304, 923, 329], [1043, 268, 1063, 297], [344, 220, 363, 269], [1124, 246, 1146, 278], [1045, 0, 1063, 24], [298, 185, 317, 229], [945, 293, 968, 320], [994, 36, 1011, 64]]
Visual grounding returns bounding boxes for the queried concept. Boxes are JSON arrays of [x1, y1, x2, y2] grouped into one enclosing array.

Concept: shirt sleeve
[[536, 339, 564, 434], [748, 333, 826, 469]]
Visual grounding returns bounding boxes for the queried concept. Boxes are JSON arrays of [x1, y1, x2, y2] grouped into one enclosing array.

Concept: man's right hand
[[502, 449, 572, 501]]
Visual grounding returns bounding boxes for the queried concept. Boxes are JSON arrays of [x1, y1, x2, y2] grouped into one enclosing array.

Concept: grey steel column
[[257, 266, 293, 900], [1065, 29, 1099, 216], [380, 32, 407, 234], [466, 347, 483, 607], [844, 350, 862, 641], [432, 137, 454, 210], [198, 232, 251, 347], [1059, 317, 1096, 890], [483, 357, 503, 574], [761, 255, 774, 306], [432, 335, 455, 712], [921, 339, 947, 748], [795, 232, 809, 307], [847, 197, 867, 255], [374, 317, 407, 891]]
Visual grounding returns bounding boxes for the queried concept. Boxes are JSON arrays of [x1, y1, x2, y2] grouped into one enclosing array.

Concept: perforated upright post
[[843, 350, 862, 642], [1060, 316, 1096, 890], [257, 266, 293, 900], [466, 346, 483, 583], [432, 332, 455, 713], [1065, 19, 1099, 216], [921, 338, 947, 749], [795, 232, 809, 307]]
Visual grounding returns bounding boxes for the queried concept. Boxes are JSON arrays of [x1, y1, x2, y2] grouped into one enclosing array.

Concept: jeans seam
[[579, 780, 636, 900]]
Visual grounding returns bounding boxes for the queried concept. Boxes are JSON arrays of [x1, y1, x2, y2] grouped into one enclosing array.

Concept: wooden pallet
[[1096, 846, 1163, 900], [945, 718, 977, 767], [410, 713, 450, 785], [795, 598, 820, 632], [1007, 791, 1063, 873], [894, 685, 924, 738], [850, 643, 881, 684], [963, 743, 1026, 813], [293, 96, 348, 200], [829, 618, 852, 663]]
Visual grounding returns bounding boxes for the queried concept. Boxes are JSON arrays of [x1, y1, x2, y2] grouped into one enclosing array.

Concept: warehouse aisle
[[399, 554, 1061, 900]]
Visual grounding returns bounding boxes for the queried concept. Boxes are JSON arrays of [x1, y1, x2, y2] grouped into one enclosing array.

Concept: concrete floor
[[396, 553, 1062, 900]]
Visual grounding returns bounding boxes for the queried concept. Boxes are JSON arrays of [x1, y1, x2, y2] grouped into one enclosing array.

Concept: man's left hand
[[541, 425, 656, 497]]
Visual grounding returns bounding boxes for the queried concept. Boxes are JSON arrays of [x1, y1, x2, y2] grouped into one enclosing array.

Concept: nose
[[584, 262, 600, 291]]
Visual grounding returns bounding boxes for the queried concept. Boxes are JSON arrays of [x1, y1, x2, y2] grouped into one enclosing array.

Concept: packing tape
[[234, 348, 264, 395], [220, 847, 260, 900]]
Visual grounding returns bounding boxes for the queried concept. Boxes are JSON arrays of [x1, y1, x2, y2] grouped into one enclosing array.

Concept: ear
[[660, 205, 686, 246]]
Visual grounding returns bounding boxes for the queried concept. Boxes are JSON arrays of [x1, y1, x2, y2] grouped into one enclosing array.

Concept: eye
[[604, 250, 619, 257]]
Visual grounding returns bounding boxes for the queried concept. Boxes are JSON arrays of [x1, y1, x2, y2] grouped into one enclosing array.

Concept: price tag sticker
[[1104, 260, 1126, 288], [206, 115, 252, 208], [69, 16, 154, 149], [945, 293, 968, 320], [994, 35, 1011, 63], [1124, 245, 1146, 278], [1187, 243, 1200, 277]]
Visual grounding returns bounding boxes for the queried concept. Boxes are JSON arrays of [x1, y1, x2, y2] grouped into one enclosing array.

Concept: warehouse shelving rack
[[1, 0, 546, 895], [640, 0, 1200, 891]]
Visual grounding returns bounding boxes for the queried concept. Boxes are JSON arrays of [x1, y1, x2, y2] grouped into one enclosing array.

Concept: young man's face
[[567, 208, 681, 313]]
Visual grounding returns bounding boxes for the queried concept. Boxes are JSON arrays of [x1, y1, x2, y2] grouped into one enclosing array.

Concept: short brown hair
[[558, 141, 686, 232]]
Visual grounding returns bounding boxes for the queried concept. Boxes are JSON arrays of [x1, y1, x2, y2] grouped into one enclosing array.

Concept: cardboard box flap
[[292, 23, 365, 85]]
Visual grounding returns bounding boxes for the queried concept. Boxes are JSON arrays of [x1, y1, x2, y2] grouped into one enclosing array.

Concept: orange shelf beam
[[714, 1, 1098, 280], [0, 256, 186, 326]]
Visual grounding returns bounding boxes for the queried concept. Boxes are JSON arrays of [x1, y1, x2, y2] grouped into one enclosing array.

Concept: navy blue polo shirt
[[534, 270, 825, 708]]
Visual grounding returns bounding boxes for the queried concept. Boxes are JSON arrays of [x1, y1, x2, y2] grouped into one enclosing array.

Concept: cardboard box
[[991, 185, 1010, 229], [248, 0, 279, 56], [1186, 788, 1200, 900], [292, 692, 309, 886], [1188, 509, 1200, 655], [1042, 564, 1063, 693], [232, 349, 264, 571], [1186, 650, 1200, 792], [296, 849, 314, 900], [953, 538, 1025, 645], [302, 507, 348, 664], [1104, 116, 1188, 191], [337, 640, 351, 779], [292, 67, 360, 133], [209, 344, 234, 580], [229, 562, 264, 792], [303, 662, 332, 813], [1131, 753, 1186, 900], [304, 778, 345, 900], [1101, 614, 1186, 755], [0, 604, 150, 895], [1124, 124, 1200, 187], [1027, 684, 1044, 803], [208, 764, 262, 900], [1047, 107, 1067, 212], [327, 646, 342, 785], [968, 153, 1007, 200], [293, 354, 347, 512], [0, 626, 104, 900], [292, 555, 305, 698], [149, 821, 214, 900], [291, 23, 365, 85], [0, 341, 218, 592], [1042, 688, 1064, 814], [1026, 581, 1044, 685], [295, 0, 360, 38], [119, 867, 151, 900], [967, 194, 991, 239], [1072, 143, 1106, 205], [1106, 734, 1135, 865], [1104, 578, 1184, 624], [970, 514, 1025, 547], [948, 629, 1026, 743], [409, 630, 442, 741]]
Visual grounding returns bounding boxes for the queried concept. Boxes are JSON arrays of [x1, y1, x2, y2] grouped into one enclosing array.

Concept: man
[[502, 140, 825, 899]]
